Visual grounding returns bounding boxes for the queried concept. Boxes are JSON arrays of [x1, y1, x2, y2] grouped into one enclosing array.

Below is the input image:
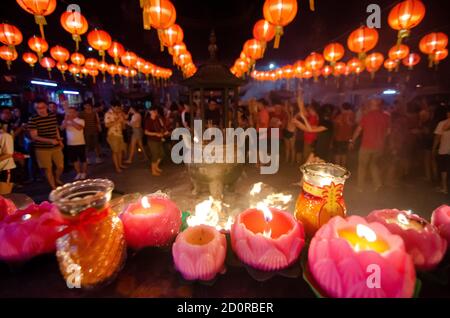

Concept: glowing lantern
[[70, 52, 85, 66], [419, 33, 448, 67], [23, 52, 38, 68], [302, 69, 313, 79], [384, 58, 399, 72], [142, 0, 176, 30], [171, 42, 187, 57], [87, 29, 112, 59], [56, 62, 68, 80], [107, 41, 125, 66], [347, 57, 364, 74], [50, 45, 69, 63], [16, 0, 56, 39], [117, 66, 125, 77], [89, 69, 99, 83], [294, 60, 305, 78], [134, 58, 145, 72], [243, 39, 265, 61], [323, 42, 345, 65], [121, 51, 137, 68], [160, 24, 184, 52], [322, 65, 333, 78], [98, 61, 108, 83], [85, 58, 99, 70], [28, 36, 48, 60], [175, 52, 192, 67], [107, 64, 118, 83], [282, 65, 295, 79], [81, 66, 89, 77], [389, 44, 410, 61], [0, 46, 17, 69], [431, 48, 448, 66], [40, 56, 55, 78], [402, 53, 421, 70], [388, 0, 426, 44], [142, 62, 155, 82], [263, 0, 298, 49], [347, 26, 379, 59], [0, 24, 23, 50], [333, 62, 346, 77], [365, 52, 384, 77], [60, 11, 88, 51], [68, 64, 80, 79], [305, 52, 324, 81], [253, 19, 276, 43]]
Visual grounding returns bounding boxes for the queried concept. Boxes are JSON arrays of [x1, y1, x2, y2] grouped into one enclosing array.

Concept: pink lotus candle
[[431, 205, 450, 246], [0, 196, 16, 221], [367, 209, 447, 271], [0, 202, 64, 263], [308, 216, 416, 298], [172, 225, 227, 281], [121, 194, 181, 249], [231, 205, 305, 271]]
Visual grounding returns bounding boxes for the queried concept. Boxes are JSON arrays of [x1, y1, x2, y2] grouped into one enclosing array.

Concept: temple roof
[[181, 61, 245, 89]]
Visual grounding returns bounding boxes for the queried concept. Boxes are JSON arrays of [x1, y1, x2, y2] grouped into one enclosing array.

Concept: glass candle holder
[[295, 163, 350, 237], [50, 179, 126, 289]]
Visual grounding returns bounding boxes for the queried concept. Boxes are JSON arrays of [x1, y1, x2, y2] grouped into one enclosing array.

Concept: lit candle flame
[[141, 196, 151, 209], [257, 202, 273, 238], [353, 224, 377, 251], [397, 213, 410, 226], [250, 182, 263, 196]]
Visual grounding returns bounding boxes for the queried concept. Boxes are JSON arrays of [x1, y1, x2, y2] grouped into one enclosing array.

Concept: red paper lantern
[[388, 0, 426, 44], [60, 11, 88, 51], [121, 51, 137, 68], [333, 62, 346, 77], [322, 65, 333, 78], [305, 52, 325, 71], [431, 48, 448, 65], [0, 45, 18, 69], [70, 52, 85, 66], [171, 43, 187, 57], [85, 58, 99, 70], [419, 32, 448, 67], [323, 42, 345, 65], [28, 36, 48, 59], [56, 62, 68, 80], [87, 29, 112, 59], [347, 26, 379, 59], [253, 19, 276, 43], [160, 24, 184, 49], [16, 0, 56, 39], [143, 0, 176, 30], [347, 58, 364, 74], [294, 60, 305, 78], [39, 56, 55, 78], [69, 64, 80, 76], [23, 52, 38, 68], [263, 0, 298, 49], [243, 39, 265, 61], [107, 41, 125, 65], [50, 45, 70, 63], [282, 65, 294, 79], [0, 23, 23, 48], [107, 64, 117, 76], [389, 44, 410, 61], [384, 58, 399, 72], [365, 52, 384, 77], [402, 53, 421, 70]]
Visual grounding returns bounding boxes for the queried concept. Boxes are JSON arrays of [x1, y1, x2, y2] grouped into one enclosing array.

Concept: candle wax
[[385, 216, 424, 231], [185, 228, 215, 245], [130, 202, 166, 215], [338, 227, 389, 253], [240, 209, 293, 239]]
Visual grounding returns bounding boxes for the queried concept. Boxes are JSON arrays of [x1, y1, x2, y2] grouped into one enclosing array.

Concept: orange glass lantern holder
[[87, 30, 112, 60], [263, 0, 298, 49], [28, 36, 48, 61], [295, 163, 350, 237], [0, 46, 18, 69], [347, 26, 379, 60], [388, 0, 426, 44], [0, 23, 23, 51], [16, 0, 57, 39], [60, 11, 89, 52]]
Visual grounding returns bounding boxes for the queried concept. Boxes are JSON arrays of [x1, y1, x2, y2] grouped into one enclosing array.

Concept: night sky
[[1, 0, 450, 80]]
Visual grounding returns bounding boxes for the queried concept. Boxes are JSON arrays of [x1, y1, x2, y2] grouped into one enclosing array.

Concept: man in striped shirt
[[28, 99, 64, 190]]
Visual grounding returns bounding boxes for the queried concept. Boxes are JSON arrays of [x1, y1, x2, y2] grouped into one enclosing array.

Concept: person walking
[[80, 101, 103, 164], [125, 106, 146, 164], [433, 105, 450, 194], [62, 107, 87, 180], [0, 122, 16, 194], [144, 108, 165, 176], [28, 99, 64, 190], [105, 101, 127, 173]]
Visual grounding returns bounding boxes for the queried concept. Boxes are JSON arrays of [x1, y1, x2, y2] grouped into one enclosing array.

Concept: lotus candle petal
[[172, 225, 227, 281], [231, 207, 305, 271], [121, 194, 182, 249], [367, 209, 447, 271], [431, 205, 450, 247], [308, 216, 416, 298], [0, 196, 17, 221], [0, 202, 64, 263]]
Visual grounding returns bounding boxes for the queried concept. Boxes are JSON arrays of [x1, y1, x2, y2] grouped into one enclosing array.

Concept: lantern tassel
[[62, 72, 66, 81], [47, 70, 52, 79], [103, 73, 106, 83], [6, 61, 11, 70], [309, 0, 315, 11], [73, 35, 81, 52], [158, 29, 164, 52], [35, 15, 47, 39], [92, 76, 96, 84], [397, 30, 410, 45], [428, 55, 434, 68], [274, 26, 283, 49]]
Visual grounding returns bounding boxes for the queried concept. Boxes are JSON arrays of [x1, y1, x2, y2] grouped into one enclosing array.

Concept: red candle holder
[[432, 205, 450, 247], [121, 194, 182, 249], [0, 196, 16, 221], [172, 225, 227, 281], [367, 209, 447, 271], [231, 207, 305, 271]]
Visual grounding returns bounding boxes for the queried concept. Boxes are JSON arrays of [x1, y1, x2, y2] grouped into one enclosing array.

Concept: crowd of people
[[0, 93, 449, 196]]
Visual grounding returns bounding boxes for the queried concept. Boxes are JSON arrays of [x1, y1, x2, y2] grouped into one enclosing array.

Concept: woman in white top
[[62, 107, 87, 180], [0, 123, 16, 194], [125, 106, 147, 164]]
